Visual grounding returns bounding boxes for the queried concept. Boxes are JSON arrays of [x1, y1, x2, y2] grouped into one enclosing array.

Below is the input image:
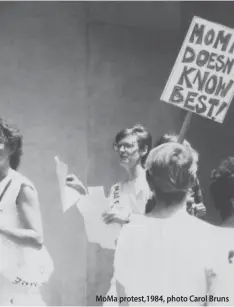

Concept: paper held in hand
[[161, 16, 234, 124], [54, 156, 81, 212], [77, 187, 121, 250], [54, 156, 120, 249]]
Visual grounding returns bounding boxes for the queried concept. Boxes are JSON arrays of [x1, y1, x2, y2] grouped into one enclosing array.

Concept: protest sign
[[161, 16, 234, 123]]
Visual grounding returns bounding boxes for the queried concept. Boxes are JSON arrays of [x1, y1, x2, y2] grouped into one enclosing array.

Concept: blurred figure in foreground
[[154, 133, 206, 218], [114, 143, 234, 306]]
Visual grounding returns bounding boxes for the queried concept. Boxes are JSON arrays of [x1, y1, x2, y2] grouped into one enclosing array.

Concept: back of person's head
[[0, 118, 23, 170], [145, 142, 197, 211], [114, 124, 152, 165], [154, 133, 178, 147], [154, 133, 199, 164], [210, 157, 234, 221]]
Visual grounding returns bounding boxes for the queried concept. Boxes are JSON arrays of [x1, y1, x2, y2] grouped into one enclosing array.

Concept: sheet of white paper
[[77, 187, 121, 250], [55, 156, 80, 212], [55, 156, 121, 249]]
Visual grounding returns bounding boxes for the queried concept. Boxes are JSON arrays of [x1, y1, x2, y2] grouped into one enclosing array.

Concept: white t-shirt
[[114, 210, 234, 306], [109, 171, 151, 218]]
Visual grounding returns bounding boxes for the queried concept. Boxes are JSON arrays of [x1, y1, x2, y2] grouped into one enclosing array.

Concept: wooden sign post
[[178, 112, 193, 144]]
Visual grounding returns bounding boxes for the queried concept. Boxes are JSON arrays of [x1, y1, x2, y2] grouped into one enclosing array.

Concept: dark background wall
[[180, 2, 234, 225], [0, 1, 233, 305]]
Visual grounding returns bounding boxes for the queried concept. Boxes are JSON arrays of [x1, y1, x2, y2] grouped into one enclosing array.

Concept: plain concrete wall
[[0, 2, 87, 305], [0, 2, 185, 305]]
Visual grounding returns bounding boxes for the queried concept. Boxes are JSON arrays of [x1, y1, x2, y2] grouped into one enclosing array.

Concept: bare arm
[[66, 174, 88, 195], [0, 184, 43, 248]]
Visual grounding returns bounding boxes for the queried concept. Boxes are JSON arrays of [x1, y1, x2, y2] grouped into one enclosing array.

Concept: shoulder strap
[[0, 179, 12, 203], [0, 171, 25, 209]]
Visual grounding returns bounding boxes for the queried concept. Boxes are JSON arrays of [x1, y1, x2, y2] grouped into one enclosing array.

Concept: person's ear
[[211, 169, 218, 179], [140, 145, 148, 157]]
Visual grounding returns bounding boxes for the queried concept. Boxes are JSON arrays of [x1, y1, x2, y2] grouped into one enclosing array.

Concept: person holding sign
[[210, 157, 234, 226], [154, 133, 206, 218], [0, 118, 53, 306], [114, 142, 234, 306]]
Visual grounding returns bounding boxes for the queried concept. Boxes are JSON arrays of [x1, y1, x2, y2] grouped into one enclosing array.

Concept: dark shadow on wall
[[180, 1, 234, 225]]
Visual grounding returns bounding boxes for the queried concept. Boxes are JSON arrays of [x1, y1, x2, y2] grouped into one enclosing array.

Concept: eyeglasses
[[113, 141, 137, 152]]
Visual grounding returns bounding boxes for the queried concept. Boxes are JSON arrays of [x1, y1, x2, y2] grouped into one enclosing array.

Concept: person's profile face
[[114, 134, 142, 169]]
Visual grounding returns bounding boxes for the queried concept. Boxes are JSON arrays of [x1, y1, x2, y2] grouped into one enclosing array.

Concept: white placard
[[161, 16, 234, 123]]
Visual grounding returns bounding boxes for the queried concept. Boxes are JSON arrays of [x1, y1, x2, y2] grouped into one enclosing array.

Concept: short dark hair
[[210, 157, 234, 220], [145, 143, 197, 212], [154, 133, 178, 147], [0, 118, 23, 170], [113, 124, 152, 165]]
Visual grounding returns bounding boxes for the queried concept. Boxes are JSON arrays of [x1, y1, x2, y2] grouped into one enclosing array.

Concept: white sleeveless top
[[0, 169, 53, 287], [0, 169, 36, 228]]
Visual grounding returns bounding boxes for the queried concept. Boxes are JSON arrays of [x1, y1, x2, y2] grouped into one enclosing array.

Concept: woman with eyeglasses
[[101, 124, 153, 225], [0, 118, 53, 306], [66, 124, 153, 225], [66, 125, 152, 305]]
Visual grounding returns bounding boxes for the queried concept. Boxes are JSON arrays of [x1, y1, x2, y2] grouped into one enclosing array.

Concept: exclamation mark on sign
[[214, 102, 228, 120]]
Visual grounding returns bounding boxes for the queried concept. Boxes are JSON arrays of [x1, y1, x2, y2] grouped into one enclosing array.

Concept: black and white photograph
[[0, 1, 234, 306]]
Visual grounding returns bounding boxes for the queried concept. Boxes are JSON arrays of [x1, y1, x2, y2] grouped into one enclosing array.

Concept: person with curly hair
[[210, 157, 234, 225], [0, 118, 53, 306], [154, 133, 206, 218]]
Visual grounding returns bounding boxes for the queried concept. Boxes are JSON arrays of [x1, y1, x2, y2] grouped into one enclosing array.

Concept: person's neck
[[148, 200, 185, 219], [0, 165, 11, 182], [126, 163, 145, 181]]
